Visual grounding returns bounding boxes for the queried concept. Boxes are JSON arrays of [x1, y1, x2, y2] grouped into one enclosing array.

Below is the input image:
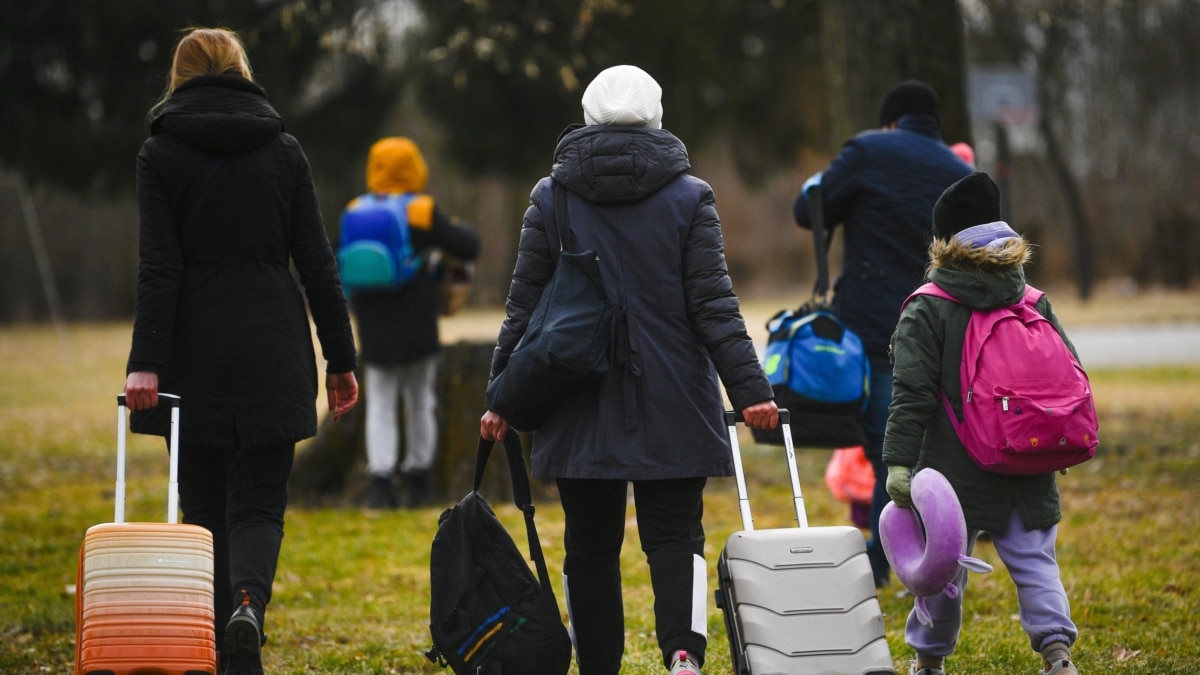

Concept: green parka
[[882, 236, 1083, 532]]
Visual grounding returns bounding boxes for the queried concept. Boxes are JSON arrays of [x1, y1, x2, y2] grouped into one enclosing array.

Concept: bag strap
[[551, 180, 637, 429], [900, 282, 966, 424], [806, 181, 832, 300], [473, 431, 555, 597], [551, 179, 573, 258]]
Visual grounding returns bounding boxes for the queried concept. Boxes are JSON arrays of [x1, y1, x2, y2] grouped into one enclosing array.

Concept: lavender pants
[[905, 508, 1078, 656]]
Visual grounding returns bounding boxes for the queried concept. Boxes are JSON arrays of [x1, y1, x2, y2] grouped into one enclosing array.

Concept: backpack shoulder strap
[[551, 179, 571, 257], [902, 282, 967, 427], [1022, 284, 1045, 306], [378, 191, 416, 216], [901, 282, 960, 312]]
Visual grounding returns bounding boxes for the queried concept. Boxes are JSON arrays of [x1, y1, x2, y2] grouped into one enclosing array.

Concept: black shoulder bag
[[483, 180, 613, 431], [426, 431, 572, 675]]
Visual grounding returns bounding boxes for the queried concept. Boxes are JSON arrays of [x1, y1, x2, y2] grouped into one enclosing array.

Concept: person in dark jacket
[[122, 27, 359, 675], [883, 172, 1081, 675], [480, 65, 778, 675], [345, 136, 481, 509], [792, 80, 973, 587]]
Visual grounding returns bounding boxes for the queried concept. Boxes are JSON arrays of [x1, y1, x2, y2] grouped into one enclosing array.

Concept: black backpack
[[426, 431, 572, 675]]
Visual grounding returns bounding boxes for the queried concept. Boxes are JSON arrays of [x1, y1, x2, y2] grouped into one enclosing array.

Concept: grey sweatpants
[[905, 507, 1078, 657], [364, 356, 439, 475]]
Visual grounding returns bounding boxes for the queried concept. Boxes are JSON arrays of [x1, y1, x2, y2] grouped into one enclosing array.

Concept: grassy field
[[2, 287, 1199, 673]]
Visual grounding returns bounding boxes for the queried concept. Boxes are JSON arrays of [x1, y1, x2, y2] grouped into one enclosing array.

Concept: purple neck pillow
[[879, 468, 993, 626]]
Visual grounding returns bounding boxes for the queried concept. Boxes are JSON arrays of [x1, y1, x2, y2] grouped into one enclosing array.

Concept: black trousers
[[174, 438, 294, 643], [557, 477, 708, 675]]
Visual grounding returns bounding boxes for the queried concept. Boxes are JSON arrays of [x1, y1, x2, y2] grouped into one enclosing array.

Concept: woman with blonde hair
[[124, 26, 359, 674]]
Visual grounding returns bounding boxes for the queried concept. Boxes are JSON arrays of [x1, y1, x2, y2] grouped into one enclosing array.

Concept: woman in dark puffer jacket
[[481, 65, 777, 675], [123, 27, 359, 675]]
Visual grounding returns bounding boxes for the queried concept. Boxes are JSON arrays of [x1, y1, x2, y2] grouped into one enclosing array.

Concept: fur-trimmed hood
[[925, 236, 1034, 311], [928, 235, 1032, 273]]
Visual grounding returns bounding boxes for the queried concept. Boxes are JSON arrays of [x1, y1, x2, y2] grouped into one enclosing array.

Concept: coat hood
[[550, 124, 690, 204], [151, 75, 283, 154], [926, 236, 1033, 310]]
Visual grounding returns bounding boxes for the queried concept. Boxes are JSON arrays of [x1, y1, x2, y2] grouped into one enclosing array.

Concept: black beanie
[[878, 80, 942, 126], [932, 172, 1003, 240]]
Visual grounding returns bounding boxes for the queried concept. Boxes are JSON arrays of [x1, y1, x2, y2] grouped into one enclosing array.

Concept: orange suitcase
[[75, 394, 217, 675]]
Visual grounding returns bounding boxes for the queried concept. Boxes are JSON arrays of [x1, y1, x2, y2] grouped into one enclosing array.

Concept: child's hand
[[886, 465, 913, 507]]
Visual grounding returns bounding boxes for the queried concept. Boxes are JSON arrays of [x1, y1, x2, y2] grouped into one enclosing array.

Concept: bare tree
[[970, 0, 1200, 295], [820, 0, 970, 147]]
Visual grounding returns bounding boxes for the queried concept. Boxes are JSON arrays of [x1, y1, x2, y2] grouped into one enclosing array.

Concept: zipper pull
[[1002, 396, 1009, 412], [966, 388, 972, 403]]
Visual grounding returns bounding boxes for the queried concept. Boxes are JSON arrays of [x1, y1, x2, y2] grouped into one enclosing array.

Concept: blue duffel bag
[[752, 303, 870, 448]]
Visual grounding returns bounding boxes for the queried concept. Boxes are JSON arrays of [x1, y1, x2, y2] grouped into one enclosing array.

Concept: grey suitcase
[[715, 409, 894, 674]]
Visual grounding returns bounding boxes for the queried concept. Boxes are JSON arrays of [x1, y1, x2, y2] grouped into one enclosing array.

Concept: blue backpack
[[337, 193, 422, 292]]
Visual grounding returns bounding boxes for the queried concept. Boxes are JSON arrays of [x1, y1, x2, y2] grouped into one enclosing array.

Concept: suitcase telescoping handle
[[115, 393, 181, 525], [724, 408, 808, 530]]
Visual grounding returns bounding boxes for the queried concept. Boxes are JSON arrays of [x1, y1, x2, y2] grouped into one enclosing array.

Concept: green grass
[[2, 319, 1200, 673]]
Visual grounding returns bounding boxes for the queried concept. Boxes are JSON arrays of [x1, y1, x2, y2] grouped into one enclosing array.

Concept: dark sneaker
[[224, 598, 263, 675], [366, 474, 397, 509], [400, 470, 432, 508]]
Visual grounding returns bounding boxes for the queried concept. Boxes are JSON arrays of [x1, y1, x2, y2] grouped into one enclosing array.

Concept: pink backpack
[[904, 283, 1098, 475]]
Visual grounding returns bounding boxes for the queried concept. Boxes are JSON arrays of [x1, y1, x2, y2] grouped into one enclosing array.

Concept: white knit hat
[[581, 65, 663, 129]]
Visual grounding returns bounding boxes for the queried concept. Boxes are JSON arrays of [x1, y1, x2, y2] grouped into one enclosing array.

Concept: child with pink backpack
[[882, 172, 1090, 675]]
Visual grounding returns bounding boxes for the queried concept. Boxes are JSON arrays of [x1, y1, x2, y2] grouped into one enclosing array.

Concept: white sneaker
[[668, 650, 701, 675], [910, 661, 946, 675]]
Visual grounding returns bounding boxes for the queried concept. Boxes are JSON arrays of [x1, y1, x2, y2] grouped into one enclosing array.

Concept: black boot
[[401, 470, 431, 508], [366, 474, 398, 509], [223, 590, 264, 675]]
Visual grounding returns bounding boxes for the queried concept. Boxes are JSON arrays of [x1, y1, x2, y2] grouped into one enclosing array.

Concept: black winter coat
[[490, 125, 773, 480], [127, 75, 357, 448], [793, 116, 972, 356]]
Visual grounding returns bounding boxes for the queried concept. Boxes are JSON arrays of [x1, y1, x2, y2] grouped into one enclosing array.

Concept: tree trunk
[[1038, 17, 1095, 301], [430, 340, 518, 502], [287, 387, 365, 506], [820, 0, 970, 146], [289, 340, 526, 507]]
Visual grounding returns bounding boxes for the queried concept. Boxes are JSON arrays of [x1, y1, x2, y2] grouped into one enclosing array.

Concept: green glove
[[886, 465, 913, 508]]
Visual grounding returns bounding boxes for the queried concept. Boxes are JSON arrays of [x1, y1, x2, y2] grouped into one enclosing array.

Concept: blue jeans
[[864, 355, 894, 585]]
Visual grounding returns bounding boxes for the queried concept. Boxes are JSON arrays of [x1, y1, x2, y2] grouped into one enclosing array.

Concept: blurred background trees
[[1, 0, 1197, 323]]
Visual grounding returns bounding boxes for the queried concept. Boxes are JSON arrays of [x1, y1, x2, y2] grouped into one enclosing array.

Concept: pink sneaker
[[668, 650, 701, 675]]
